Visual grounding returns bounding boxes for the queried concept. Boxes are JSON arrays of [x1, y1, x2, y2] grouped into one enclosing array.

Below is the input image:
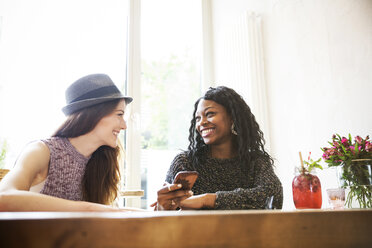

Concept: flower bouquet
[[322, 134, 372, 208]]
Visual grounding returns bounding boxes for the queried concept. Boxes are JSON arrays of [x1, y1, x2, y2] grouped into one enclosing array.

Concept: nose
[[200, 116, 208, 126], [196, 117, 207, 130], [120, 119, 127, 130]]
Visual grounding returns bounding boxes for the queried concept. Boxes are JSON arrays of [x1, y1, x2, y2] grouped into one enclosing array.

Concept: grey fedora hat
[[62, 73, 133, 115]]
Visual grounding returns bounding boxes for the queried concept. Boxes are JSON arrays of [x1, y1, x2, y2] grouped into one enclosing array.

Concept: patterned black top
[[165, 151, 283, 210]]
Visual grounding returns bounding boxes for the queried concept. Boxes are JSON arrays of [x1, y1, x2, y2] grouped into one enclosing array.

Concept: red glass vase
[[292, 172, 322, 209]]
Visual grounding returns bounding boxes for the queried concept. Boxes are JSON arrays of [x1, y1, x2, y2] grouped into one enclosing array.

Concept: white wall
[[211, 0, 372, 209]]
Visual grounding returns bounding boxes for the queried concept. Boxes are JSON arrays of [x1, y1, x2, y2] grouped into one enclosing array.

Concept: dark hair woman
[[0, 74, 142, 211], [154, 86, 283, 210]]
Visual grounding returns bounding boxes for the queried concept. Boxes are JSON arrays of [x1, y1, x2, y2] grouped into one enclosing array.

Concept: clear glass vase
[[337, 159, 372, 208]]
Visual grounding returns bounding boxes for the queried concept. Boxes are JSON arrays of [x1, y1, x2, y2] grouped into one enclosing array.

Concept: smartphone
[[172, 171, 199, 190]]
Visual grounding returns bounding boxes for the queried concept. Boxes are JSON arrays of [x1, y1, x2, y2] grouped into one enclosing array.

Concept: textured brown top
[[40, 137, 90, 201]]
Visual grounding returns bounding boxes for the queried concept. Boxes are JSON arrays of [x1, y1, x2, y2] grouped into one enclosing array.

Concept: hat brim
[[62, 95, 133, 116]]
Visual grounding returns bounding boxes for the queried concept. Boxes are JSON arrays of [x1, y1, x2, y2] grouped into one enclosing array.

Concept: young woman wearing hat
[[0, 74, 141, 211], [153, 86, 283, 210]]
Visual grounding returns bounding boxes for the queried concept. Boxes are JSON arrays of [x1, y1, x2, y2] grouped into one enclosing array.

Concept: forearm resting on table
[[180, 193, 217, 209], [0, 190, 123, 212], [204, 193, 217, 208]]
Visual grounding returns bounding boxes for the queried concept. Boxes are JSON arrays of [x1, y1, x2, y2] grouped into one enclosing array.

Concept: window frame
[[124, 0, 213, 208], [124, 0, 142, 208]]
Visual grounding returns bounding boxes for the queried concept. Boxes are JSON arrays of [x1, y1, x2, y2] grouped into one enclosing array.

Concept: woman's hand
[[179, 193, 216, 210], [150, 183, 193, 211]]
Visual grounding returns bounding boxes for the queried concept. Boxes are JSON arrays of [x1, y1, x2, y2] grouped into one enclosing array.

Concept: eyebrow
[[204, 106, 215, 111], [196, 106, 215, 115]]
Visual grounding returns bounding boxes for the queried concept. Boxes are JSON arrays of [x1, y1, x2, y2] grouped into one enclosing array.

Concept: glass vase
[[337, 159, 372, 208], [292, 171, 322, 209]]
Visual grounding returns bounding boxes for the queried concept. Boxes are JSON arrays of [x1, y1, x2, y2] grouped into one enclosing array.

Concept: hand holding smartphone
[[172, 171, 199, 190]]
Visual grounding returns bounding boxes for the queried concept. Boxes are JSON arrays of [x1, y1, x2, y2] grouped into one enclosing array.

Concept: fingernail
[[177, 184, 182, 188], [188, 191, 193, 196]]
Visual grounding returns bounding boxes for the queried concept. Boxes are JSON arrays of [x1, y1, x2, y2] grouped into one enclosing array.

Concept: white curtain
[[216, 11, 271, 152]]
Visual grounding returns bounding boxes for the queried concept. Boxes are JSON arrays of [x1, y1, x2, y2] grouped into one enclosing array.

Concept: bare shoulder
[[20, 140, 50, 161], [14, 140, 51, 175], [25, 140, 50, 154], [0, 141, 51, 191]]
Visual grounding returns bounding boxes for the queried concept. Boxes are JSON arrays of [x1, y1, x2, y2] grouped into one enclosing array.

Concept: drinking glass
[[326, 188, 345, 209]]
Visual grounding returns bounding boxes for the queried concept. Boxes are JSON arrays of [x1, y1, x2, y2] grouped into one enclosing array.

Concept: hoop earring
[[231, 123, 238, 135]]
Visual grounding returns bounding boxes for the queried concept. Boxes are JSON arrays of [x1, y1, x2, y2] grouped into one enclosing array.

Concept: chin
[[202, 138, 213, 145], [106, 139, 118, 148]]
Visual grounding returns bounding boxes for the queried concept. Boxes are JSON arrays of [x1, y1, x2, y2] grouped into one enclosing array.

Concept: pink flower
[[322, 134, 372, 165], [355, 136, 362, 144], [322, 153, 329, 160], [349, 147, 355, 155], [329, 148, 336, 155], [341, 137, 348, 145], [366, 141, 372, 152]]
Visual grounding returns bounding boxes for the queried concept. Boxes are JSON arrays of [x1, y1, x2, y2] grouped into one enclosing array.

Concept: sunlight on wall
[[0, 0, 128, 167], [211, 0, 372, 210]]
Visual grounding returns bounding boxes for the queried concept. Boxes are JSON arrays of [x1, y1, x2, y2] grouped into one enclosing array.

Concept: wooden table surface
[[0, 209, 371, 248]]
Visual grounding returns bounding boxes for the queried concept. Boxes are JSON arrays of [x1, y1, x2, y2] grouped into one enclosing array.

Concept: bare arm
[[0, 141, 141, 212]]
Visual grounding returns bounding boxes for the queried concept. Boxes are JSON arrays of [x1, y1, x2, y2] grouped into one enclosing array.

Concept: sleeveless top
[[37, 137, 91, 201]]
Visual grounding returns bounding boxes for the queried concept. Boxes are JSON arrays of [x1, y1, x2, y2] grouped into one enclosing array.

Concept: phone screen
[[172, 171, 199, 190]]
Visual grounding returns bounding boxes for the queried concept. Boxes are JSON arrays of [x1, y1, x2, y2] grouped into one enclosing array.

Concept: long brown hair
[[53, 99, 123, 205]]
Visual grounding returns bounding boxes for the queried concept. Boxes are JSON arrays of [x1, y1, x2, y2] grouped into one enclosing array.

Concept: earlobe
[[231, 123, 238, 135]]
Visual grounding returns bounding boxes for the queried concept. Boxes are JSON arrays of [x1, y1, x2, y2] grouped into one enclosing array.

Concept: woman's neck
[[210, 142, 237, 159], [68, 134, 100, 158]]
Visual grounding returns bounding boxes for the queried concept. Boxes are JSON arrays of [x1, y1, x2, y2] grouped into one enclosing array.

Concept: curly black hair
[[187, 86, 273, 170]]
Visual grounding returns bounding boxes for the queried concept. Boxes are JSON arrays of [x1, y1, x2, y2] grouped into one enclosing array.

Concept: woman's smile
[[200, 128, 215, 138], [195, 99, 233, 146], [113, 130, 119, 138]]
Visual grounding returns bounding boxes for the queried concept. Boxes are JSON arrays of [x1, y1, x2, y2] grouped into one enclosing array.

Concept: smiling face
[[195, 99, 233, 147], [91, 99, 127, 148]]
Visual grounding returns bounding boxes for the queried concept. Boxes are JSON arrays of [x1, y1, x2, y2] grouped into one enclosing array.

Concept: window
[[0, 0, 129, 170], [0, 0, 203, 210], [139, 0, 202, 209]]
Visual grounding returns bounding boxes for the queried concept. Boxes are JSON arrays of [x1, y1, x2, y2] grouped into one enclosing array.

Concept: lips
[[200, 128, 215, 137], [113, 130, 119, 137]]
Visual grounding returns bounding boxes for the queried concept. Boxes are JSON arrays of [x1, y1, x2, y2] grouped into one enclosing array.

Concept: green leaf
[[303, 157, 323, 172], [355, 143, 359, 155], [341, 145, 347, 153]]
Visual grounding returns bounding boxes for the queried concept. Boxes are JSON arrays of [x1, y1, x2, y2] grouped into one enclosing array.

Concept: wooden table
[[0, 209, 371, 248]]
